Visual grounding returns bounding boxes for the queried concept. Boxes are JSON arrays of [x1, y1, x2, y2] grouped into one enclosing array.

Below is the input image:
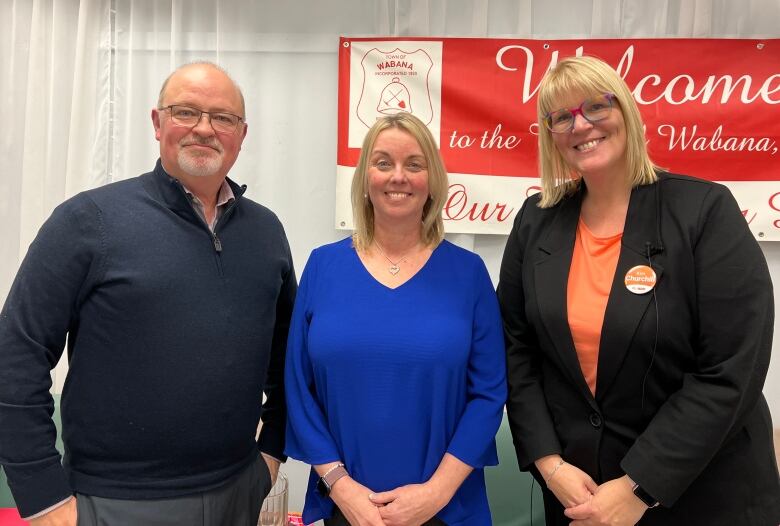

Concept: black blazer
[[498, 173, 780, 525]]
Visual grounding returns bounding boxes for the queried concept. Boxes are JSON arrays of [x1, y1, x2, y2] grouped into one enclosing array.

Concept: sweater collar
[[146, 158, 247, 213]]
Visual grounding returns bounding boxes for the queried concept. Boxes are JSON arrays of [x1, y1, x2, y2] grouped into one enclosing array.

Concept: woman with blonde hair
[[286, 113, 506, 526], [498, 55, 779, 525]]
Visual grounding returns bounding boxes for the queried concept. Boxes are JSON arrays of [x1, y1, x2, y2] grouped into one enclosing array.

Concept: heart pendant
[[389, 265, 400, 275]]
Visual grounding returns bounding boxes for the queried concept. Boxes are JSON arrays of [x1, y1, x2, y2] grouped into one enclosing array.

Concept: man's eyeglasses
[[159, 105, 244, 133], [543, 93, 616, 133]]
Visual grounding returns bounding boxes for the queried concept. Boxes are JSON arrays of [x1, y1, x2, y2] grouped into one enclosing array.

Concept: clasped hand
[[563, 475, 648, 526], [545, 461, 598, 508], [331, 477, 445, 526], [329, 476, 387, 526], [369, 482, 444, 526]]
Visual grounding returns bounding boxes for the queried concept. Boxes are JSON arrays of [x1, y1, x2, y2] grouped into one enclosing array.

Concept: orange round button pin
[[624, 265, 657, 294]]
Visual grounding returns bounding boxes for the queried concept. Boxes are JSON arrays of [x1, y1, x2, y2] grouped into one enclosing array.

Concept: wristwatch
[[316, 463, 348, 497], [632, 483, 659, 508]]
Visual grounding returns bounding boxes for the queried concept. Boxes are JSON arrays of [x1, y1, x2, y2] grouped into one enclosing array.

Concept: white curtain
[[2, 0, 780, 421]]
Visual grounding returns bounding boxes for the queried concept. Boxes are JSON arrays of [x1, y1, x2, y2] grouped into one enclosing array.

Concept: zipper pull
[[212, 233, 223, 252]]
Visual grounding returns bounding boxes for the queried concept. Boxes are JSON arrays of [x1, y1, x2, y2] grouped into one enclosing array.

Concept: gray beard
[[178, 149, 222, 177]]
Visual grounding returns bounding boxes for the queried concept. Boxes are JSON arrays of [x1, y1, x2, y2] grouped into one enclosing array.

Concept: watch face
[[316, 477, 331, 497], [633, 485, 658, 508]]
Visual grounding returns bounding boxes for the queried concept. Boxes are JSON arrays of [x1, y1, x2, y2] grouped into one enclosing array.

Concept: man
[[0, 62, 296, 525]]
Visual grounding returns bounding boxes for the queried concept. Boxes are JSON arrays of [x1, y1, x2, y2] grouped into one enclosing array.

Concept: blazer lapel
[[596, 182, 665, 400], [534, 189, 597, 405]]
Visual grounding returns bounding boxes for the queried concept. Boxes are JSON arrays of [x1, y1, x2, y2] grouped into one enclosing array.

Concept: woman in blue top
[[285, 113, 507, 526]]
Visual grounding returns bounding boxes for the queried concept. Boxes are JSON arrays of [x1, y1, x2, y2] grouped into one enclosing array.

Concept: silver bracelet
[[544, 458, 566, 485]]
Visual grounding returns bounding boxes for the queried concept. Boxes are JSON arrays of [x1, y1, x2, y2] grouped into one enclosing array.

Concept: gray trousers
[[76, 454, 272, 526]]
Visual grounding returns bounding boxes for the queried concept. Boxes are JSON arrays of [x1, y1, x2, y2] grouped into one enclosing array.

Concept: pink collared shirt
[[182, 179, 235, 231]]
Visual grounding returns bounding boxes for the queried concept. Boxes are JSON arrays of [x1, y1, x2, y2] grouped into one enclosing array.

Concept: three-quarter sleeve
[[284, 250, 342, 464], [446, 258, 507, 468]]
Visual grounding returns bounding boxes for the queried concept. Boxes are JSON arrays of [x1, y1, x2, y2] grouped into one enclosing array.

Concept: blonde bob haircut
[[351, 113, 448, 251], [536, 55, 659, 208]]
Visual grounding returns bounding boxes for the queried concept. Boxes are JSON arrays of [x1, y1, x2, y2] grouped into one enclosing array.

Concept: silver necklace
[[373, 240, 417, 275]]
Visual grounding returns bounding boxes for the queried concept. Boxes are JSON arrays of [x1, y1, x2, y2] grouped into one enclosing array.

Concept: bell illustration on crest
[[377, 78, 412, 115]]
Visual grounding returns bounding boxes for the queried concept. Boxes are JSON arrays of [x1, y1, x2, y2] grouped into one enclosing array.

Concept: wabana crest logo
[[356, 47, 434, 128]]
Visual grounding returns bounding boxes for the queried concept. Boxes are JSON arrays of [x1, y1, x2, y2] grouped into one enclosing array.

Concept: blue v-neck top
[[285, 238, 506, 525]]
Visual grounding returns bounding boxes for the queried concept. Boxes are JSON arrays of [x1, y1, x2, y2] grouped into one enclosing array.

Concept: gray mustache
[[181, 139, 222, 152]]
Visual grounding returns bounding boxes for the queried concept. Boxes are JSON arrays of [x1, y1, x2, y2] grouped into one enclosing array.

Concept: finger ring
[[368, 493, 374, 500]]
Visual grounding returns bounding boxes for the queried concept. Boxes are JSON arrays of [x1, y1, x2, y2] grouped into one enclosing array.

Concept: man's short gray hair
[[157, 61, 245, 116]]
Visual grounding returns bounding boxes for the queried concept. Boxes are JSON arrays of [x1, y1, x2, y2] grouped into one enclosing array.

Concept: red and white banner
[[336, 37, 780, 239]]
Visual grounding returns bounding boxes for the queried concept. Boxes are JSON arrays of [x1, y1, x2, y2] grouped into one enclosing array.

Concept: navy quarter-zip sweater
[[0, 160, 297, 517]]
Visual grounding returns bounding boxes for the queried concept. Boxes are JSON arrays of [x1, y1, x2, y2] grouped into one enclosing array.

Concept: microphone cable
[[640, 241, 660, 412]]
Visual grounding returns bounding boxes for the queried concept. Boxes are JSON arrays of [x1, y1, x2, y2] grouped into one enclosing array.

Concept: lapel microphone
[[645, 241, 664, 259], [647, 179, 666, 259]]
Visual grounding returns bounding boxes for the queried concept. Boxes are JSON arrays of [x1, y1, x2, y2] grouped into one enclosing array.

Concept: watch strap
[[317, 463, 348, 496], [632, 483, 659, 508], [323, 465, 348, 488]]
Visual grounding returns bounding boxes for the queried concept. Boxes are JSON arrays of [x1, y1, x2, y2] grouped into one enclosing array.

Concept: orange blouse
[[567, 218, 622, 396]]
